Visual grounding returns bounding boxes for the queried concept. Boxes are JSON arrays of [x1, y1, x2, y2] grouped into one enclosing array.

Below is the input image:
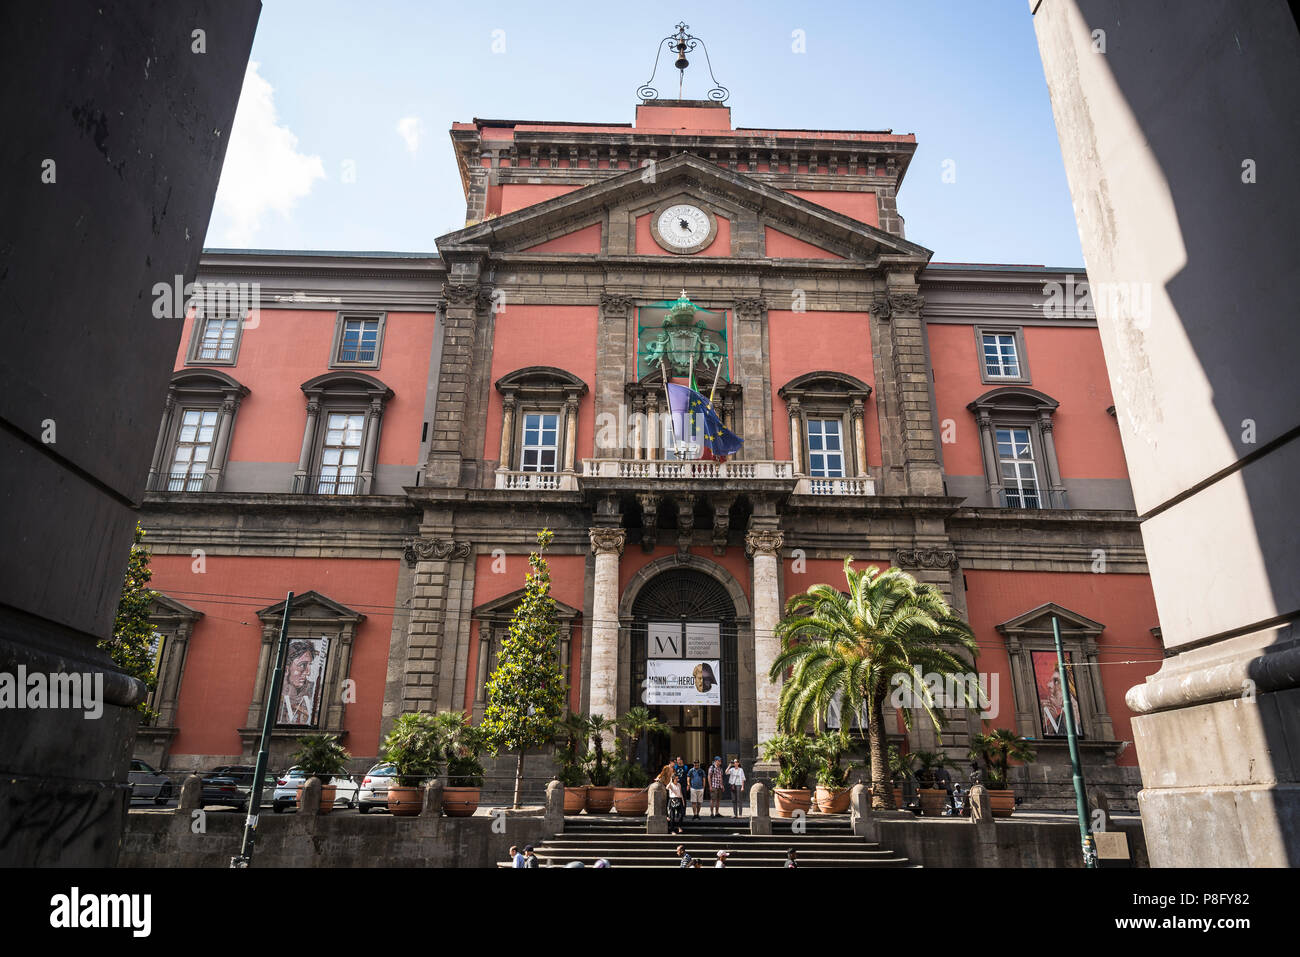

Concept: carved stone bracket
[[441, 282, 479, 305], [676, 494, 696, 554], [637, 493, 660, 552], [589, 526, 627, 556], [404, 538, 472, 566], [733, 297, 768, 319], [745, 528, 785, 556], [895, 547, 958, 570], [712, 496, 735, 556], [600, 293, 634, 315]]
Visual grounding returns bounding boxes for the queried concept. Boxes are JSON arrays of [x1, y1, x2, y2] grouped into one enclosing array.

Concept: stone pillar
[[563, 393, 579, 472], [588, 527, 626, 731], [733, 298, 772, 459], [295, 399, 320, 487], [749, 781, 772, 835], [786, 398, 803, 474], [747, 527, 785, 750], [630, 394, 644, 460], [850, 782, 878, 840], [360, 396, 383, 493], [883, 287, 945, 495], [147, 394, 175, 485], [400, 537, 472, 714], [425, 281, 487, 487], [544, 780, 564, 834], [852, 399, 868, 476], [207, 396, 238, 489], [498, 393, 516, 469], [975, 410, 1000, 499], [597, 294, 633, 461], [647, 781, 667, 834], [1038, 414, 1068, 507], [645, 392, 659, 460]]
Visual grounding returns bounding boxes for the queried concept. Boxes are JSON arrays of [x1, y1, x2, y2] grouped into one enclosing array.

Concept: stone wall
[[878, 816, 1148, 868]]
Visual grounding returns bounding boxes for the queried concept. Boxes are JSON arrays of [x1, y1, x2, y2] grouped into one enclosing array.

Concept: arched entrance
[[627, 564, 743, 770]]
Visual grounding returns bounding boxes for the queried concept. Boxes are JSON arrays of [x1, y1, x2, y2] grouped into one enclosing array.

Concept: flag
[[665, 382, 744, 459]]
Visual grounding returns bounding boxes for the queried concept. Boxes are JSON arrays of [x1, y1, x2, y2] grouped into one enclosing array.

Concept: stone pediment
[[995, 602, 1104, 638], [435, 152, 931, 268], [255, 590, 365, 625]]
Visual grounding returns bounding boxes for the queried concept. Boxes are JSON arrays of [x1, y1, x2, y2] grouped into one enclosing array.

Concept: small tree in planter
[[288, 733, 351, 814], [969, 727, 1036, 817], [583, 714, 617, 813], [760, 732, 814, 817], [611, 706, 670, 815], [481, 529, 568, 809], [811, 730, 856, 813], [381, 712, 442, 816]]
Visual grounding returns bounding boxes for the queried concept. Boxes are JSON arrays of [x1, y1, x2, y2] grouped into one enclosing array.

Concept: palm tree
[[585, 714, 618, 786], [770, 559, 977, 809], [968, 727, 1036, 789]]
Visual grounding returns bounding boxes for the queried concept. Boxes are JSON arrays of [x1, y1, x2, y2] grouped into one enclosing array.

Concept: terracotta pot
[[613, 787, 648, 816], [563, 786, 587, 814], [815, 785, 851, 814], [443, 786, 480, 817], [988, 789, 1016, 818], [295, 784, 337, 815], [773, 788, 812, 818], [919, 788, 949, 816], [387, 784, 423, 817], [893, 787, 906, 810], [585, 785, 614, 814]]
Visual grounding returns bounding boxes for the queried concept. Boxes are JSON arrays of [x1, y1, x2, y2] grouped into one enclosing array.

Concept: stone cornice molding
[[403, 537, 472, 566]]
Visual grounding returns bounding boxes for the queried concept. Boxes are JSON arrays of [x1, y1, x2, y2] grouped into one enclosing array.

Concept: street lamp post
[[1053, 613, 1097, 868], [231, 591, 294, 868]]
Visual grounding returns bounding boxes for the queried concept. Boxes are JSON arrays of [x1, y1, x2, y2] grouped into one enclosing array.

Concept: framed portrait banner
[[645, 659, 721, 706], [684, 622, 720, 658], [276, 635, 329, 726], [1032, 650, 1083, 738], [647, 622, 683, 659]]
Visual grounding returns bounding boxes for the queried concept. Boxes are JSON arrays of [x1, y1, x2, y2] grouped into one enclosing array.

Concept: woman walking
[[661, 763, 686, 834]]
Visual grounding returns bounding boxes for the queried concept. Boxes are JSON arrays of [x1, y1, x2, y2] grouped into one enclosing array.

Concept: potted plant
[[761, 732, 814, 818], [910, 750, 953, 816], [612, 706, 670, 816], [583, 714, 617, 813], [288, 733, 351, 814], [811, 730, 855, 814], [887, 745, 915, 811], [969, 727, 1036, 818], [555, 712, 590, 813], [437, 712, 486, 817], [380, 712, 441, 816]]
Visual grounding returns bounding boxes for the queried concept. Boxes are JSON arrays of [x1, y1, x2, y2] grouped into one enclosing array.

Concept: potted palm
[[771, 559, 977, 810], [811, 730, 855, 814], [380, 712, 442, 816], [910, 750, 953, 816], [555, 711, 590, 813], [437, 712, 486, 817], [761, 732, 814, 818], [611, 706, 670, 815], [583, 714, 617, 814], [288, 733, 351, 814], [888, 745, 916, 811], [969, 727, 1036, 817]]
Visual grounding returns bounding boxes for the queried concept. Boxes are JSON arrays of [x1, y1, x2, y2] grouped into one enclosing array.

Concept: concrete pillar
[[647, 781, 667, 834], [850, 783, 878, 840], [498, 393, 515, 468], [295, 399, 320, 486], [563, 393, 579, 472], [749, 781, 772, 835], [746, 527, 785, 749], [588, 527, 626, 733], [544, 780, 565, 835], [422, 779, 444, 817], [852, 399, 868, 476], [787, 398, 803, 474]]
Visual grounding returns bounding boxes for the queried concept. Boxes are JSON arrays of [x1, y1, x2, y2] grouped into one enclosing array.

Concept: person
[[523, 844, 539, 868], [784, 848, 798, 869], [707, 756, 725, 816], [688, 760, 706, 818], [1042, 667, 1082, 736], [277, 639, 320, 724], [673, 755, 690, 796], [715, 850, 729, 868], [666, 770, 686, 834], [593, 858, 610, 868], [676, 844, 693, 867], [726, 758, 746, 817], [510, 844, 525, 868]]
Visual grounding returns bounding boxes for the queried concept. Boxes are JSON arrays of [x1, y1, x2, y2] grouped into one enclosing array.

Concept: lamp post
[[1053, 614, 1097, 868], [231, 591, 294, 868]]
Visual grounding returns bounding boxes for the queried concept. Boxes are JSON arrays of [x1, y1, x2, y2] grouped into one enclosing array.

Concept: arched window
[[494, 367, 587, 487], [293, 372, 394, 495], [967, 386, 1066, 508], [147, 369, 248, 492]]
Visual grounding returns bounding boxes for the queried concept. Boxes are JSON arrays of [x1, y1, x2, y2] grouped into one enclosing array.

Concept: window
[[147, 370, 248, 493], [197, 317, 241, 362], [996, 427, 1040, 508], [974, 326, 1031, 384], [806, 418, 845, 477], [135, 593, 204, 766], [519, 412, 560, 472], [319, 412, 364, 494], [472, 590, 580, 720], [329, 312, 387, 369], [166, 409, 218, 491]]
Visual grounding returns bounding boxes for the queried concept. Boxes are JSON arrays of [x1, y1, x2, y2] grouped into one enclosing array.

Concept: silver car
[[357, 762, 397, 813], [128, 759, 174, 805], [272, 766, 359, 812]]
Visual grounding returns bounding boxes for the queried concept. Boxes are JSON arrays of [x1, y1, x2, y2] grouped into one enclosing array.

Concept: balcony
[[494, 469, 579, 491], [146, 470, 216, 492], [795, 476, 876, 496], [581, 459, 795, 481], [291, 473, 367, 495]]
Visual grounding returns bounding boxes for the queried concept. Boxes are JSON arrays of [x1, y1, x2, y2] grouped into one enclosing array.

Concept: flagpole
[[707, 350, 724, 405], [659, 357, 678, 456]]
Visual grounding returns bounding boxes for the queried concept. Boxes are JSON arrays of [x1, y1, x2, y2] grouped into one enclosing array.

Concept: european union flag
[[666, 383, 744, 458]]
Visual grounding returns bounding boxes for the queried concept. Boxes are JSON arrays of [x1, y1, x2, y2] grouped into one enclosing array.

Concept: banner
[[646, 658, 721, 705]]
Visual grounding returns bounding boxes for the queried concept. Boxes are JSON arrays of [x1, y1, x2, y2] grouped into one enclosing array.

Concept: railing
[[147, 470, 216, 492], [795, 476, 876, 496], [292, 473, 366, 495], [581, 459, 795, 480], [997, 487, 1068, 509], [494, 470, 579, 491]]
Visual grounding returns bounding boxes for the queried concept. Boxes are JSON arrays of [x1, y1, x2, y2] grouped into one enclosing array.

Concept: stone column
[[1038, 413, 1067, 507], [401, 537, 472, 714], [746, 527, 785, 749], [975, 410, 1000, 499], [295, 399, 321, 489], [360, 396, 383, 493], [425, 281, 487, 487], [147, 394, 175, 486], [563, 393, 580, 472], [852, 398, 868, 476], [645, 392, 659, 460], [630, 394, 644, 461], [786, 398, 803, 474], [498, 393, 516, 469], [588, 527, 626, 733], [207, 396, 238, 489], [884, 287, 945, 495]]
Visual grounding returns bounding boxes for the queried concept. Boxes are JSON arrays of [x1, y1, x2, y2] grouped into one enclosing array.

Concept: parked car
[[199, 765, 278, 810], [357, 763, 398, 813], [272, 766, 360, 812], [128, 759, 173, 805]]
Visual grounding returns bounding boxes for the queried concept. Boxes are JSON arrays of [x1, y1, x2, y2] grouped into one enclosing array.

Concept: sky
[[205, 0, 1086, 266]]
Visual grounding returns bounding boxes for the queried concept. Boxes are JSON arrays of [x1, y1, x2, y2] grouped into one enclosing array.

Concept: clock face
[[656, 204, 712, 251]]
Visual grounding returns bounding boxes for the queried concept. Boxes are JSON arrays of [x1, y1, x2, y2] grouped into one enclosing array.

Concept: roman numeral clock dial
[[655, 203, 713, 253]]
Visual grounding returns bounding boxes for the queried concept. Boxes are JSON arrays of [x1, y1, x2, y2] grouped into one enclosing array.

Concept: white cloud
[[396, 116, 422, 156], [212, 62, 325, 246]]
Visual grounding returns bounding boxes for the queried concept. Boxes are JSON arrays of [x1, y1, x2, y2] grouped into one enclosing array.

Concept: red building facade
[[137, 96, 1160, 808]]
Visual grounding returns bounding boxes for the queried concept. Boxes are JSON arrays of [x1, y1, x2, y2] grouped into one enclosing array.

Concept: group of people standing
[[658, 755, 746, 833]]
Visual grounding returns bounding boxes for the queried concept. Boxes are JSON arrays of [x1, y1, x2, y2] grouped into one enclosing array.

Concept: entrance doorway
[[630, 569, 739, 772]]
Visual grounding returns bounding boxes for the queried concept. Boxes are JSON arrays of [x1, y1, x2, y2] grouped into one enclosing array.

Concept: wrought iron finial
[[637, 22, 730, 103]]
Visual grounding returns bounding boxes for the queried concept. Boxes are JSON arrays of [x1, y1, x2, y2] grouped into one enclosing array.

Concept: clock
[[653, 202, 714, 254]]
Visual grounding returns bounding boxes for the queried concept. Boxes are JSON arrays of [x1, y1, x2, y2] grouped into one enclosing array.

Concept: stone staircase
[[515, 813, 917, 868]]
